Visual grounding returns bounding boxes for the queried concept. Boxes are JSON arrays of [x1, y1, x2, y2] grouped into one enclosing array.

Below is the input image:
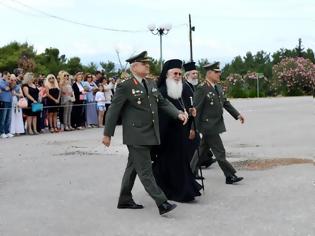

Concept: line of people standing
[[0, 70, 117, 138]]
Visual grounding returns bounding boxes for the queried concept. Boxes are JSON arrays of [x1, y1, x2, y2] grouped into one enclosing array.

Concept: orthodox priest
[[152, 59, 202, 202]]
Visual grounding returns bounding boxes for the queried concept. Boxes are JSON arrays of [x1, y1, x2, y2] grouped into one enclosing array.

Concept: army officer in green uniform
[[190, 62, 245, 184], [102, 51, 188, 215]]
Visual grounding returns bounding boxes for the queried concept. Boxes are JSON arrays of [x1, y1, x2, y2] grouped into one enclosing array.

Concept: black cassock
[[152, 83, 202, 202], [182, 80, 201, 163]]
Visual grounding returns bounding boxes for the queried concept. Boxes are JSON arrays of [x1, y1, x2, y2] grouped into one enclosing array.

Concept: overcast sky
[[1, 0, 314, 67]]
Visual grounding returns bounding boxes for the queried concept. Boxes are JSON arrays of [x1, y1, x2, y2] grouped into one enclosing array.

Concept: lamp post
[[189, 14, 195, 62], [148, 24, 172, 70]]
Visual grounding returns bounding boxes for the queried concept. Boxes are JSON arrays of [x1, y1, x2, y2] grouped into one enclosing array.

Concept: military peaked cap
[[126, 51, 151, 63], [203, 62, 221, 72]]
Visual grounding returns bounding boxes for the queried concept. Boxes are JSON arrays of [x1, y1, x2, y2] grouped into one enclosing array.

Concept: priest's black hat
[[158, 59, 183, 87], [183, 61, 196, 72]]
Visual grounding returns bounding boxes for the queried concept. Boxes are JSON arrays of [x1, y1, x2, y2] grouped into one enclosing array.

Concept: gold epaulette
[[198, 82, 206, 88], [120, 78, 131, 84]]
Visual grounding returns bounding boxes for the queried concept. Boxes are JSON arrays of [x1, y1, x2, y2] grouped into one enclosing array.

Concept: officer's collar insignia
[[133, 78, 138, 85]]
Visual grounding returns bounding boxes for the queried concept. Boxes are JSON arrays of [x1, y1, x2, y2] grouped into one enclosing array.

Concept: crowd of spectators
[[0, 69, 120, 138]]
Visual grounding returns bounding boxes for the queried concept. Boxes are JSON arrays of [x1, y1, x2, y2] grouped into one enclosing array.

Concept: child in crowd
[[95, 85, 106, 128]]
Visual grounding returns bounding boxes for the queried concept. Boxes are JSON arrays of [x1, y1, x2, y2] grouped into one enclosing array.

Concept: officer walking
[[183, 61, 216, 170], [102, 51, 188, 215], [190, 62, 245, 184]]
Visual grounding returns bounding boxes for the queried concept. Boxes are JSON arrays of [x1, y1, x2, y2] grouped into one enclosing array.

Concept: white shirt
[[76, 82, 84, 92], [95, 91, 106, 106], [103, 83, 113, 104]]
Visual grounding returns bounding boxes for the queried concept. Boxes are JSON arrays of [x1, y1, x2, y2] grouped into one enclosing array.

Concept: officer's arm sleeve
[[157, 92, 180, 120], [103, 83, 127, 136], [223, 97, 240, 120]]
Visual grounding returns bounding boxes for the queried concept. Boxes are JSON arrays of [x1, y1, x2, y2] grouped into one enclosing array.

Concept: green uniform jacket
[[194, 82, 240, 135], [104, 77, 180, 145]]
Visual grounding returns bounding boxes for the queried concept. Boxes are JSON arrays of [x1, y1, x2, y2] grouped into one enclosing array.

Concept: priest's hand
[[178, 112, 188, 125], [238, 114, 245, 124], [188, 129, 196, 140], [102, 136, 111, 147], [189, 107, 197, 117]]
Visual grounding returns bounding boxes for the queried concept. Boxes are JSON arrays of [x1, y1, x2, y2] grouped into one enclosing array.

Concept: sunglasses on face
[[173, 72, 182, 76], [64, 74, 69, 77]]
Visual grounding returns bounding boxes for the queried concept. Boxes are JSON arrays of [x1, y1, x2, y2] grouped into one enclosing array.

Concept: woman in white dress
[[10, 74, 25, 135]]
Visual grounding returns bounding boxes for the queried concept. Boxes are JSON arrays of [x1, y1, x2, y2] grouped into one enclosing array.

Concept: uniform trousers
[[118, 145, 167, 206], [190, 134, 236, 177]]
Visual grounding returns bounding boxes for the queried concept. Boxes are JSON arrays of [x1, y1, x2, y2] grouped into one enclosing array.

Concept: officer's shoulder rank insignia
[[198, 82, 206, 89]]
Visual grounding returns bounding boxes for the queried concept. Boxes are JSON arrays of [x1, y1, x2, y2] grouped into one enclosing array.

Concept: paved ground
[[0, 96, 314, 236]]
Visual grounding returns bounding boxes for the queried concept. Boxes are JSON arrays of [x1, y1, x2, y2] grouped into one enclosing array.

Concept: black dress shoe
[[226, 175, 244, 184], [158, 201, 177, 215], [117, 202, 144, 209]]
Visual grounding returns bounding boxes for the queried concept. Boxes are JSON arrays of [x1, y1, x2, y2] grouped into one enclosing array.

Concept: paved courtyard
[[0, 96, 314, 236]]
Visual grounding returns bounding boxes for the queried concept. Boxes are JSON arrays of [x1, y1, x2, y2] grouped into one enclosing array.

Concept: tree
[[254, 51, 272, 79], [0, 41, 36, 72], [66, 57, 83, 75], [100, 61, 116, 78], [84, 62, 98, 74], [18, 55, 35, 72], [149, 58, 161, 76], [303, 48, 315, 63], [243, 52, 255, 71], [272, 48, 298, 65], [35, 48, 66, 75], [295, 38, 304, 57]]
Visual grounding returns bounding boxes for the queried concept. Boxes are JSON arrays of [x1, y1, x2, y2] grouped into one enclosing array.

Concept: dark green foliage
[[1, 39, 314, 98]]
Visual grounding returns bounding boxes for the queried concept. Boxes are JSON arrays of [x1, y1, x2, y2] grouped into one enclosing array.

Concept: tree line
[[1, 40, 314, 97]]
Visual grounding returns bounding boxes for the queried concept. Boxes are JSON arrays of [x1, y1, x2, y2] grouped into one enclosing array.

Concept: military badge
[[132, 89, 143, 97], [207, 92, 215, 105]]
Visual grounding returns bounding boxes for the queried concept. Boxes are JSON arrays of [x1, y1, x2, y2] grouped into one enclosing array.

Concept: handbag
[[17, 97, 28, 108], [79, 94, 85, 100], [31, 103, 43, 112]]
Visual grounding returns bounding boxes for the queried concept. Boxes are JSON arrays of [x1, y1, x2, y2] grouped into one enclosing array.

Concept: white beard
[[187, 78, 198, 86], [166, 77, 183, 99]]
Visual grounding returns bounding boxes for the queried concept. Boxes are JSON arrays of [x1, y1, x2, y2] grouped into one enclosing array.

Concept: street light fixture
[[148, 24, 172, 70]]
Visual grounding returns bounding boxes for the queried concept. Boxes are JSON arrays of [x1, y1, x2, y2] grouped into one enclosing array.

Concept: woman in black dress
[[71, 72, 86, 129], [22, 72, 40, 135], [45, 74, 60, 132]]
